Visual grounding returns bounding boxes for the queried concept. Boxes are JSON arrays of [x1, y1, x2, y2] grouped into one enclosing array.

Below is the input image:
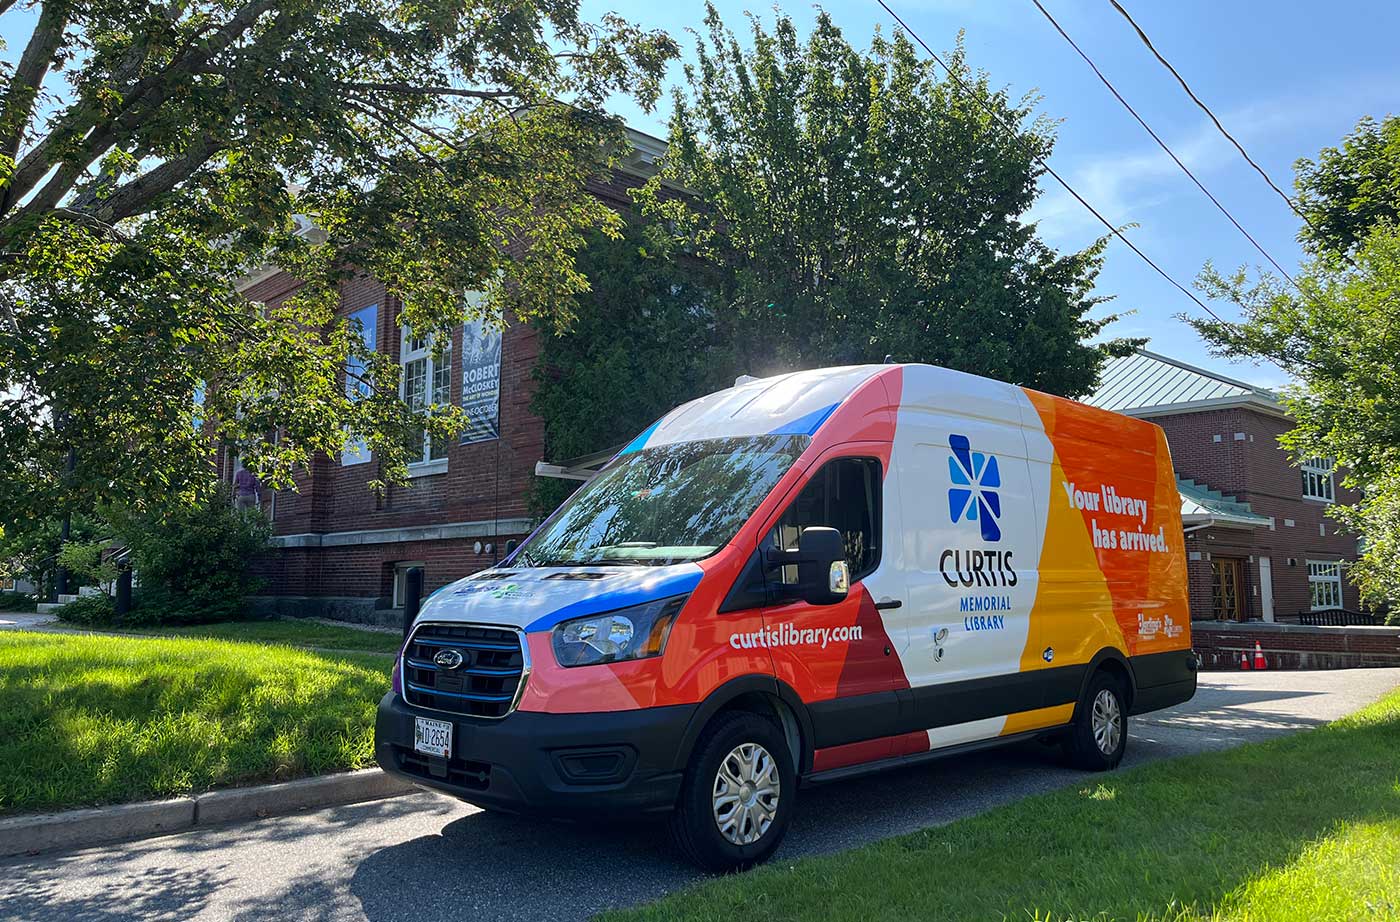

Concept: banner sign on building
[[460, 293, 502, 444]]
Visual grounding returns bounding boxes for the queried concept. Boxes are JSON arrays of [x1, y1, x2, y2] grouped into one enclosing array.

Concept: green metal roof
[[1085, 349, 1281, 416], [1177, 477, 1272, 528]]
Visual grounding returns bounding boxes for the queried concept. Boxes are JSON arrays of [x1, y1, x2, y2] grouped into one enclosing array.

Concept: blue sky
[[582, 0, 1400, 388]]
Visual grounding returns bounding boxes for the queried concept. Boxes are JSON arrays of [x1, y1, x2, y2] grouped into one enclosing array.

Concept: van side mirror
[[797, 526, 849, 606]]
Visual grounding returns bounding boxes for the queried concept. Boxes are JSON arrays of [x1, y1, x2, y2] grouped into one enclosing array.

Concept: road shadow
[[346, 740, 1094, 922]]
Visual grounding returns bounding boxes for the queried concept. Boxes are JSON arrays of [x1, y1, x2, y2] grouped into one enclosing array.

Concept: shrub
[[0, 590, 37, 612], [107, 490, 272, 626], [56, 540, 119, 593], [54, 594, 116, 626]]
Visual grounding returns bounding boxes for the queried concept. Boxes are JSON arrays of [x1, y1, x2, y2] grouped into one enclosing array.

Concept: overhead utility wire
[[873, 0, 1226, 323], [1105, 0, 1356, 274], [1029, 0, 1298, 288]]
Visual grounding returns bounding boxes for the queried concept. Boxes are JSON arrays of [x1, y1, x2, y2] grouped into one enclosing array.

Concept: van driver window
[[768, 457, 881, 593]]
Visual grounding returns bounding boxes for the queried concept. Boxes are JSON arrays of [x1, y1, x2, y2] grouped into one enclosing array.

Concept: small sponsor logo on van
[[948, 434, 1002, 542], [1137, 612, 1184, 640]]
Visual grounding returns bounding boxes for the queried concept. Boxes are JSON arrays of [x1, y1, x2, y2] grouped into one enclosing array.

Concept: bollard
[[115, 566, 133, 616], [402, 566, 424, 639]]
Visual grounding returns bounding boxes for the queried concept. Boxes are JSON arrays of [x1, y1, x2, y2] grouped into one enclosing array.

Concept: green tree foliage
[[636, 6, 1133, 394], [1295, 115, 1400, 257], [1193, 115, 1400, 615], [0, 0, 678, 538], [531, 225, 739, 512]]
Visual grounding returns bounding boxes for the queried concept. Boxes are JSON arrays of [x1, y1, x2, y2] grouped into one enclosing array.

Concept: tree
[[0, 0, 678, 537], [530, 224, 738, 513], [1294, 115, 1400, 257], [636, 6, 1134, 395], [1192, 114, 1400, 615]]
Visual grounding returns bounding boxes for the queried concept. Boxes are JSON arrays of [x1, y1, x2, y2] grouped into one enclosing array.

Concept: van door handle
[[874, 598, 903, 611]]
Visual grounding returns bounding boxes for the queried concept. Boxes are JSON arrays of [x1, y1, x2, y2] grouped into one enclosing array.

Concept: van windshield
[[514, 435, 807, 568]]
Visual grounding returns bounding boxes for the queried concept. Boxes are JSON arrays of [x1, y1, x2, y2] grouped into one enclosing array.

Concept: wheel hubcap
[[712, 742, 781, 846], [1091, 688, 1122, 756]]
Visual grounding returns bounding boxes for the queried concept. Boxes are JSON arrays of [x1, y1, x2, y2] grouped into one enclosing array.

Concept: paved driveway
[[0, 612, 57, 631], [3, 668, 1398, 922]]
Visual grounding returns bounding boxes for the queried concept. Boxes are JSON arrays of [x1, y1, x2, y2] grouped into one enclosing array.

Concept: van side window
[[767, 457, 881, 595]]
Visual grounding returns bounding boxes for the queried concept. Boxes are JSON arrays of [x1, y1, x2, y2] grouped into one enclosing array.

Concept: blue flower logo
[[948, 434, 1002, 542]]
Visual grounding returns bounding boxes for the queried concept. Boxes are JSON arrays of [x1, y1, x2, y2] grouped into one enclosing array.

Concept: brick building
[[233, 125, 1364, 627], [232, 131, 665, 623], [1085, 349, 1363, 622]]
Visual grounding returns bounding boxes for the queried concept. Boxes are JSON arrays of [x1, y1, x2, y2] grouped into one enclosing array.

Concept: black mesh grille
[[402, 623, 526, 719]]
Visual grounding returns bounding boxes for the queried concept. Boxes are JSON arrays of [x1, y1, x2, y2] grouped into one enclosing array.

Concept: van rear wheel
[[1064, 670, 1128, 771], [669, 710, 795, 872]]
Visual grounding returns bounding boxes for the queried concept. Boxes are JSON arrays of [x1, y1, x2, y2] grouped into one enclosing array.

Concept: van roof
[[623, 364, 892, 454]]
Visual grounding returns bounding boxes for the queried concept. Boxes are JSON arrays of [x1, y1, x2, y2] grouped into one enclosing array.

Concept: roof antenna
[[883, 355, 895, 364]]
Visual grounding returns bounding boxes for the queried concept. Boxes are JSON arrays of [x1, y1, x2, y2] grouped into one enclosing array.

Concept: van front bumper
[[374, 692, 695, 816]]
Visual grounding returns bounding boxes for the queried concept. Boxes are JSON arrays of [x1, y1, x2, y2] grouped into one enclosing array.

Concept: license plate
[[414, 717, 453, 758]]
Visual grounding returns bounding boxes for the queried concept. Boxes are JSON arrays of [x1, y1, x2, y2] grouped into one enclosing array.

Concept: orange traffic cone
[[1253, 641, 1267, 671], [1239, 650, 1251, 670]]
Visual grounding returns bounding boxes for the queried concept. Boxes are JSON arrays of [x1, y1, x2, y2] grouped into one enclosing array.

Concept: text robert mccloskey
[[1063, 481, 1170, 554]]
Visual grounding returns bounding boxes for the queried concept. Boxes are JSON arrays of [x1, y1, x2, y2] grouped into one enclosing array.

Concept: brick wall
[[1155, 407, 1363, 620], [1195, 621, 1400, 670], [236, 269, 546, 607]]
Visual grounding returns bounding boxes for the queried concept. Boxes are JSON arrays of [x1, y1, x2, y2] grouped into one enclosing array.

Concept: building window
[[1301, 457, 1334, 502], [342, 305, 379, 465], [400, 326, 451, 470], [1307, 561, 1343, 610], [393, 562, 427, 608]]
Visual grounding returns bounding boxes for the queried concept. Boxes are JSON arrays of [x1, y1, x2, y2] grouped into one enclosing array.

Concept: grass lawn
[[115, 618, 403, 655], [0, 631, 391, 815], [607, 688, 1400, 922]]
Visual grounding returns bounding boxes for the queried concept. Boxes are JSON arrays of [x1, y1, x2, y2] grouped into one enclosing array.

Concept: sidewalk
[[0, 612, 57, 631]]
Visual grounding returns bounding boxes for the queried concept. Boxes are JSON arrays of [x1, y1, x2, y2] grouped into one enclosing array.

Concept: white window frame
[[1301, 457, 1335, 503], [400, 325, 451, 476], [1307, 560, 1343, 611]]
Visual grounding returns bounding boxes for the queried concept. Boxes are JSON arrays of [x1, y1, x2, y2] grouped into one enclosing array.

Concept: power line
[[1104, 1, 1313, 229], [873, 0, 1227, 323], [1029, 0, 1298, 289]]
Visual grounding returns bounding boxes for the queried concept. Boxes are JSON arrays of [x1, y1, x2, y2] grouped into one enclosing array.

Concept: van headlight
[[552, 595, 688, 668]]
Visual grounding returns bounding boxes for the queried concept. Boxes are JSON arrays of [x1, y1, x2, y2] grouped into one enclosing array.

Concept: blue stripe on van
[[524, 567, 703, 633], [618, 418, 663, 455], [768, 401, 838, 436]]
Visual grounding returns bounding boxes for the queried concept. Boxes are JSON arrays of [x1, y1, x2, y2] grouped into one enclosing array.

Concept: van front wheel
[[669, 710, 796, 872], [1065, 671, 1128, 771]]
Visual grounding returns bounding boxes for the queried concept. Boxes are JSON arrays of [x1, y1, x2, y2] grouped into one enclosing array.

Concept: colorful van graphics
[[375, 363, 1196, 870]]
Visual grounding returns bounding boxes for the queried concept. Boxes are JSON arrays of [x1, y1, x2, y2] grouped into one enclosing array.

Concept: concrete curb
[[0, 769, 416, 860]]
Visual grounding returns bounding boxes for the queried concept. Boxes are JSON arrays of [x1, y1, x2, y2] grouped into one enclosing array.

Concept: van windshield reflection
[[515, 435, 808, 568]]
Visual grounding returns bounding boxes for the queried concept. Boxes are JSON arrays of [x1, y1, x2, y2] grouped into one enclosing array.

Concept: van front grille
[[402, 622, 527, 719]]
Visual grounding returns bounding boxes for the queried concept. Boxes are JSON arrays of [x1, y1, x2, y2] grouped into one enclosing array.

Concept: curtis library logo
[[948, 434, 1003, 542]]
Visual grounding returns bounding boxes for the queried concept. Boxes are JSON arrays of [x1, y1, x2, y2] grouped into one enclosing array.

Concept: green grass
[[606, 689, 1400, 922], [0, 631, 391, 815], [114, 618, 403, 654]]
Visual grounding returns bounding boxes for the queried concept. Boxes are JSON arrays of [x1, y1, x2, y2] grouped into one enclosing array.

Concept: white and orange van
[[375, 363, 1196, 869]]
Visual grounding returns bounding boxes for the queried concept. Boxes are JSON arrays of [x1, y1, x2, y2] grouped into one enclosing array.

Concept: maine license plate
[[414, 717, 453, 758]]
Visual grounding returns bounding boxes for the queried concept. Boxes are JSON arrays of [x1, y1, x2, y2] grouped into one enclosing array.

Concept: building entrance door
[[1211, 557, 1245, 621]]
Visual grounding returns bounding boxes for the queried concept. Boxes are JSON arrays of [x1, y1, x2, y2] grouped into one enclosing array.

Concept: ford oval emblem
[[433, 648, 465, 670]]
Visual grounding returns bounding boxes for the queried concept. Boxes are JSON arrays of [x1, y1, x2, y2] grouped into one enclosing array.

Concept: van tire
[[668, 710, 796, 872], [1064, 670, 1128, 771]]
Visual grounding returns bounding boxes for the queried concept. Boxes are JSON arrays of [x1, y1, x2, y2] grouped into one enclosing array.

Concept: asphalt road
[[3, 668, 1398, 922]]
